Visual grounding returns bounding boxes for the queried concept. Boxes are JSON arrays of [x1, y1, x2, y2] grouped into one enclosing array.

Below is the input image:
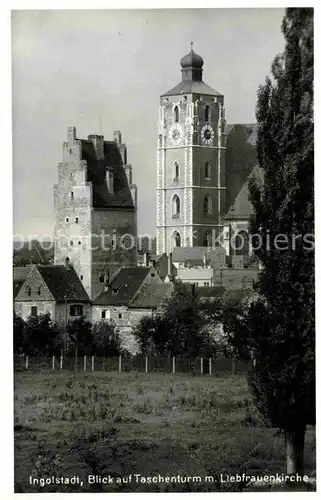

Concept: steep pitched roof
[[36, 266, 90, 302], [130, 283, 173, 309], [94, 267, 150, 306], [81, 139, 134, 209], [162, 80, 222, 97]]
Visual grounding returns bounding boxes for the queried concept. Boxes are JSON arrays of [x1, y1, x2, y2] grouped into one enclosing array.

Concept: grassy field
[[14, 371, 316, 493]]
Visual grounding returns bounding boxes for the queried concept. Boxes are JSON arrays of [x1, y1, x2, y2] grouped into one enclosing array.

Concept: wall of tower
[[53, 142, 93, 297]]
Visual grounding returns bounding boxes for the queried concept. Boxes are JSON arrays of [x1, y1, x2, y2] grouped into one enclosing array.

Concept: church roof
[[161, 80, 222, 97], [81, 140, 134, 210]]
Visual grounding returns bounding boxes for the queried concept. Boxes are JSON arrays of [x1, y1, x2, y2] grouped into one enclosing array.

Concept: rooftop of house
[[93, 267, 151, 306], [13, 266, 32, 282], [129, 283, 174, 309], [36, 265, 90, 302]]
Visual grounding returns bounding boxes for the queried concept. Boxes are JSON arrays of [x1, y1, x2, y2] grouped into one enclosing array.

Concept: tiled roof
[[93, 267, 150, 306], [130, 283, 174, 309], [197, 286, 226, 299], [81, 140, 134, 209], [162, 80, 222, 97], [36, 266, 90, 302], [13, 280, 25, 299]]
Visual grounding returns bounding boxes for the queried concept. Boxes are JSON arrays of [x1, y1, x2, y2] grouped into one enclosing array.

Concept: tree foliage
[[92, 321, 122, 356], [22, 313, 63, 356]]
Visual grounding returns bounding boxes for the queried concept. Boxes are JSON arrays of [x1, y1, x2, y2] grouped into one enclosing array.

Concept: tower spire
[[191, 40, 194, 51]]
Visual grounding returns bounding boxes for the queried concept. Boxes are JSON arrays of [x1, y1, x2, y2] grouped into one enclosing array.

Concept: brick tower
[[54, 127, 137, 300]]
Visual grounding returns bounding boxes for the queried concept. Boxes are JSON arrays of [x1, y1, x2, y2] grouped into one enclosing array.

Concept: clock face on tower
[[169, 124, 183, 146], [201, 124, 215, 145]]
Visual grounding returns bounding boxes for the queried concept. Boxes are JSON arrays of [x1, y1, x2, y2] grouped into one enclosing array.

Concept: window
[[204, 195, 213, 216], [75, 217, 79, 224], [70, 191, 74, 200], [205, 105, 211, 122], [70, 240, 73, 246], [80, 275, 83, 281], [204, 282, 210, 287], [204, 231, 212, 247], [65, 217, 69, 223], [172, 194, 180, 217], [70, 305, 83, 317], [31, 306, 37, 317], [37, 286, 41, 296], [101, 310, 106, 319], [99, 274, 105, 283], [173, 162, 179, 180], [27, 286, 31, 297], [174, 105, 179, 123], [118, 313, 122, 319], [172, 231, 181, 248], [205, 162, 211, 179], [78, 240, 81, 246]]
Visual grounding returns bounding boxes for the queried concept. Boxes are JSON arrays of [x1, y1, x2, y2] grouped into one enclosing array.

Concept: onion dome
[[180, 43, 204, 69]]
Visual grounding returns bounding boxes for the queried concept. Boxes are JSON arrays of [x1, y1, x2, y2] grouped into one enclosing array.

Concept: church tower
[[156, 44, 227, 254]]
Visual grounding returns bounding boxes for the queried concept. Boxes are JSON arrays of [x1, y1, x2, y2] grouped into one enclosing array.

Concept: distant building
[[14, 264, 91, 322], [92, 266, 172, 353]]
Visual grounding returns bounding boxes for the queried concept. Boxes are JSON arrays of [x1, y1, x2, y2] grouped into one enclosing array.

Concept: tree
[[92, 321, 122, 356], [13, 312, 25, 354], [23, 313, 63, 356], [67, 317, 93, 356], [246, 8, 314, 477]]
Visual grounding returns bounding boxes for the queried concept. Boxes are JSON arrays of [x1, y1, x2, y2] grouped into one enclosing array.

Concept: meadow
[[14, 370, 316, 493]]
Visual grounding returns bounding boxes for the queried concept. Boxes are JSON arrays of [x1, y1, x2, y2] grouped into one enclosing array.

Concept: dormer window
[[27, 286, 31, 297]]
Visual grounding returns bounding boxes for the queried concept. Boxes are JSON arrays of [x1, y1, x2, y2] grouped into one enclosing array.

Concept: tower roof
[[161, 43, 222, 97]]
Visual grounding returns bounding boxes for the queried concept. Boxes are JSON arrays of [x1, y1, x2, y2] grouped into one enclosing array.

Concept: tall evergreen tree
[[248, 8, 314, 476]]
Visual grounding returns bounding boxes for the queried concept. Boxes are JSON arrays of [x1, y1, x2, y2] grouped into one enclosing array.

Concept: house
[[92, 266, 166, 353], [14, 264, 91, 322]]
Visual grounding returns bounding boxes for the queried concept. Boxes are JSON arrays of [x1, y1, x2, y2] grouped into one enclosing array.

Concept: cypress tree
[[248, 8, 314, 475]]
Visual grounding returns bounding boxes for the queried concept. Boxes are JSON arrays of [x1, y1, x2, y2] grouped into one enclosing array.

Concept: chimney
[[68, 126, 76, 142], [88, 134, 104, 160]]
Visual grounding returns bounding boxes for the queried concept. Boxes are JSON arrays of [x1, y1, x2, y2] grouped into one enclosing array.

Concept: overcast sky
[[12, 8, 285, 239]]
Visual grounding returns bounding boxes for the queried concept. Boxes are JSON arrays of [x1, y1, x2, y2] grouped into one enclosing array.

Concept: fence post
[[25, 355, 28, 371], [253, 358, 257, 368], [84, 355, 87, 372], [209, 357, 212, 376], [119, 355, 122, 373], [232, 360, 236, 375], [52, 355, 55, 371], [200, 357, 203, 375], [172, 356, 175, 374], [91, 355, 95, 372], [60, 354, 63, 370], [145, 356, 148, 374]]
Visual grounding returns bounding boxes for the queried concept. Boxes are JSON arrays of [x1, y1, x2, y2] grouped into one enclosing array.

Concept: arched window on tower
[[205, 161, 211, 179], [172, 231, 181, 248], [204, 231, 212, 248], [205, 105, 211, 122], [204, 195, 213, 217], [173, 161, 179, 181], [172, 194, 181, 217], [174, 105, 180, 123]]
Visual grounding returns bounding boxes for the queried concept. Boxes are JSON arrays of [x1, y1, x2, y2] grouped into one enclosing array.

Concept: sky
[[12, 8, 286, 239]]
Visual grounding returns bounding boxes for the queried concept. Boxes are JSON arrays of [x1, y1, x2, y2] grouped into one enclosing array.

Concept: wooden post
[[91, 355, 94, 372], [232, 360, 236, 375], [145, 356, 148, 374], [75, 347, 78, 371], [119, 355, 122, 373], [253, 358, 257, 368], [172, 356, 175, 374], [209, 357, 212, 376], [52, 355, 55, 371], [60, 354, 63, 370], [25, 355, 28, 370], [84, 355, 87, 371], [200, 357, 203, 375]]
